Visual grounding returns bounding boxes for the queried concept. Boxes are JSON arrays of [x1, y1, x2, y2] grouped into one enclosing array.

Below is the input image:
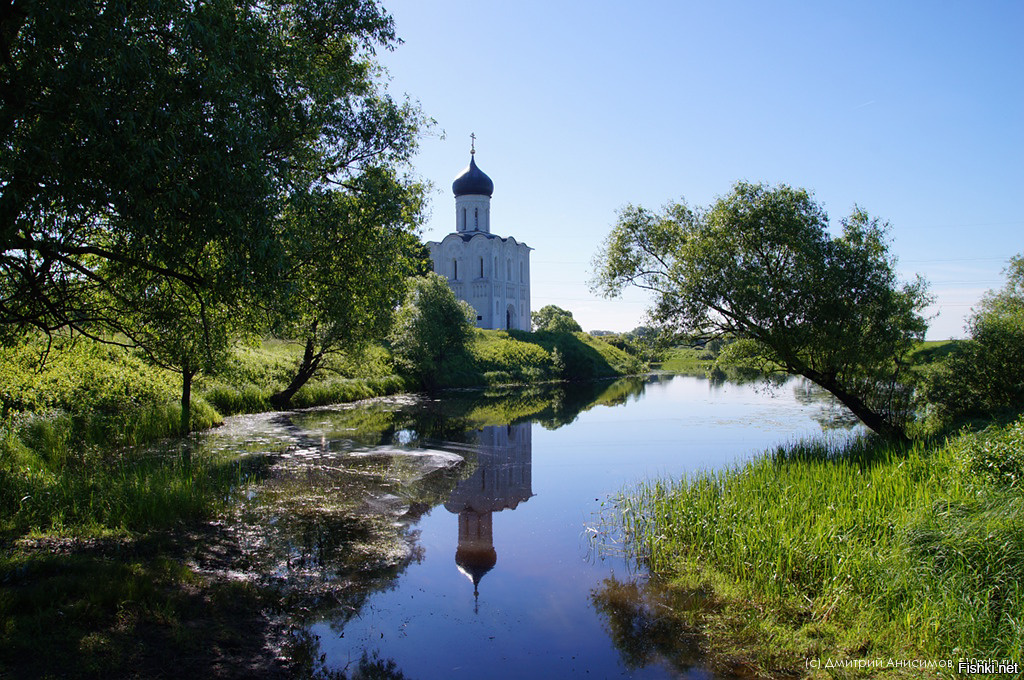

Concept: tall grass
[[613, 420, 1024, 660], [0, 398, 235, 536], [290, 375, 409, 409]]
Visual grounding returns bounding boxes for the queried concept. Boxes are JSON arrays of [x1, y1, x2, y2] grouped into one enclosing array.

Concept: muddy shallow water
[[184, 374, 857, 678]]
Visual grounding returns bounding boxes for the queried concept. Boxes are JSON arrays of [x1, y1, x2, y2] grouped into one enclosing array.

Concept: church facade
[[427, 148, 531, 330]]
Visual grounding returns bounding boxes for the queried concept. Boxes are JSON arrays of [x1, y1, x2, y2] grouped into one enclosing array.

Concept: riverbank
[[0, 329, 639, 677], [608, 419, 1024, 677]]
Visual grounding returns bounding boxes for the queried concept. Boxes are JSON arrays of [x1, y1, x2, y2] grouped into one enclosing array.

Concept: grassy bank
[[438, 328, 643, 388], [1, 329, 638, 536], [608, 420, 1023, 675], [658, 346, 716, 373]]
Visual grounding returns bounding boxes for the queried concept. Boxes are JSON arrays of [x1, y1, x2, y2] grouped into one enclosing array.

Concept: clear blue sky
[[378, 0, 1023, 339]]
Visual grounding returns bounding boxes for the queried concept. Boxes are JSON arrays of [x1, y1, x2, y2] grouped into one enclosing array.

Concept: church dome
[[452, 155, 494, 197]]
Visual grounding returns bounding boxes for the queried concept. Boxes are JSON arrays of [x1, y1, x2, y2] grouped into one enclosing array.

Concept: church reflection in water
[[443, 423, 533, 606]]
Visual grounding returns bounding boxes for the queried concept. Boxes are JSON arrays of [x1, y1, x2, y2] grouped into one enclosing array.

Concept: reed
[[612, 420, 1024, 661]]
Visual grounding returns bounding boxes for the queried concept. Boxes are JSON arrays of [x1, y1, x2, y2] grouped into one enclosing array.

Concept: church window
[[462, 208, 466, 230], [479, 257, 484, 278], [474, 207, 479, 228], [507, 259, 511, 280], [494, 257, 499, 280], [453, 258, 458, 280], [520, 262, 523, 282]]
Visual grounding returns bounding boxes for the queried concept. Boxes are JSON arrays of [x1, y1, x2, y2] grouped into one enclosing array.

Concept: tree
[[389, 274, 475, 389], [1, 0, 413, 345], [531, 305, 583, 333], [592, 182, 930, 441], [1, 0, 432, 428], [919, 253, 1024, 427], [114, 276, 239, 433], [268, 171, 428, 408]]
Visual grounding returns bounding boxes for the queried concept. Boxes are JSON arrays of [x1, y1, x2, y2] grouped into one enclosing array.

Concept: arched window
[[461, 208, 466, 231], [479, 257, 484, 278], [453, 258, 458, 280], [474, 207, 479, 228]]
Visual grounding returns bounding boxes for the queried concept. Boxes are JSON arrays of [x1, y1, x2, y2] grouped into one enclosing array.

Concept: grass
[[908, 339, 961, 367], [460, 329, 643, 387], [0, 420, 271, 538], [658, 346, 716, 373], [607, 419, 1024, 675]]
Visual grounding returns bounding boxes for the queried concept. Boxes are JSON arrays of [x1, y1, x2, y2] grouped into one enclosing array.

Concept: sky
[[376, 0, 1023, 340]]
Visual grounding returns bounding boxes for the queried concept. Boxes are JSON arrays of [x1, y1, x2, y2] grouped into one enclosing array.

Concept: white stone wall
[[454, 194, 491, 234], [427, 233, 531, 331]]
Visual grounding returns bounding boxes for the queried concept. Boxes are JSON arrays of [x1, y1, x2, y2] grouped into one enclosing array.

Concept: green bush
[[389, 274, 476, 389], [290, 376, 407, 409], [948, 416, 1024, 489], [203, 384, 272, 416], [918, 254, 1024, 430], [0, 339, 177, 420]]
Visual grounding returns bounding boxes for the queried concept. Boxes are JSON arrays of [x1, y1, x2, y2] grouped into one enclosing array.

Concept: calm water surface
[[207, 374, 857, 678]]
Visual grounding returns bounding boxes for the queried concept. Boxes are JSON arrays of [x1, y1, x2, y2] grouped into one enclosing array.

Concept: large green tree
[[268, 170, 428, 408], [0, 0, 414, 342], [592, 182, 930, 441], [1, 0, 429, 427]]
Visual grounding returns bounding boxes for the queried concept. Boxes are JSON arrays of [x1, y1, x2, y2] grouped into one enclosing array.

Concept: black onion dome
[[452, 155, 494, 197]]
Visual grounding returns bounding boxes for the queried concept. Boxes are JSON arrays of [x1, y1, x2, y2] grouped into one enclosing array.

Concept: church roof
[[452, 155, 494, 197], [432, 232, 532, 249]]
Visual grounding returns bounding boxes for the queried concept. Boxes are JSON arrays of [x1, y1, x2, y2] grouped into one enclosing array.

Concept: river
[[187, 373, 858, 678]]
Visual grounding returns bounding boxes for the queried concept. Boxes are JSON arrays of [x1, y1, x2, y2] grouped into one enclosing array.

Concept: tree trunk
[[807, 371, 910, 443], [270, 335, 323, 409], [181, 363, 195, 434]]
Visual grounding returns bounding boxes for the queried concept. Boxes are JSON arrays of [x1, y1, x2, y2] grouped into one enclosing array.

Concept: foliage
[[389, 274, 476, 389], [0, 336, 175, 419], [470, 331, 553, 383], [2, 0, 402, 337], [531, 304, 583, 333], [487, 330, 641, 383], [918, 254, 1024, 429], [592, 182, 930, 440], [1, 0, 427, 431], [608, 419, 1024, 668], [947, 417, 1024, 489], [267, 154, 428, 409], [113, 274, 242, 431]]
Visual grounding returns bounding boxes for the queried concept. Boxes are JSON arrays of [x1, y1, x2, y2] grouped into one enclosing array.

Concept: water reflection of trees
[[791, 379, 862, 429], [217, 376, 660, 672], [590, 575, 709, 675], [282, 375, 656, 442]]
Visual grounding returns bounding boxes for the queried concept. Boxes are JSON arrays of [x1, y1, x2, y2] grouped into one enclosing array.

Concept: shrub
[[389, 274, 476, 389], [918, 254, 1024, 429], [947, 416, 1024, 489]]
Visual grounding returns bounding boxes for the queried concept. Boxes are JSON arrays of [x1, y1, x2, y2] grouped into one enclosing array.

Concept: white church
[[427, 141, 532, 330]]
